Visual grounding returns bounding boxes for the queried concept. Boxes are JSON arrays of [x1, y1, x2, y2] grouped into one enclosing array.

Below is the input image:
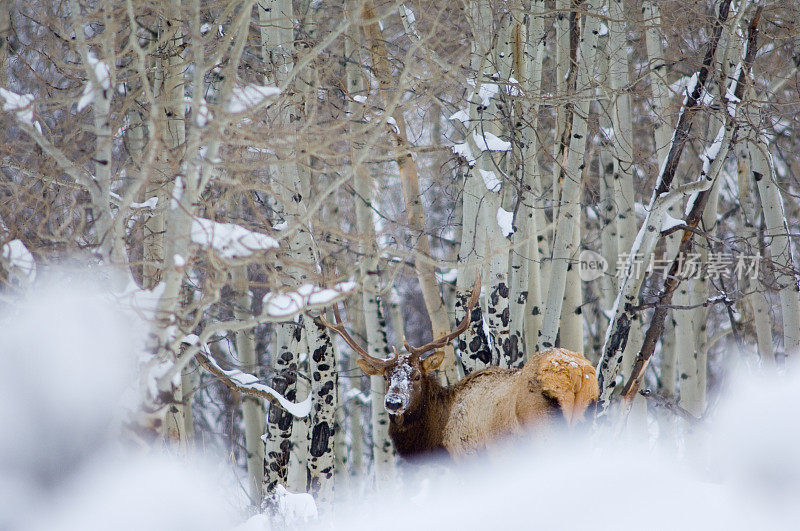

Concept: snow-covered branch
[[196, 351, 311, 417]]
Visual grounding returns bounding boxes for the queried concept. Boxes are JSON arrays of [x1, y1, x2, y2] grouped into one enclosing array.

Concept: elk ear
[[356, 358, 383, 376], [421, 350, 445, 374]]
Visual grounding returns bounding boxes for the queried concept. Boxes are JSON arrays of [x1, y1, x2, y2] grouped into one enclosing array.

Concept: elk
[[318, 277, 598, 459]]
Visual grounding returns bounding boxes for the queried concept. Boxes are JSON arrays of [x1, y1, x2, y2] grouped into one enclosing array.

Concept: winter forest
[[1, 0, 799, 528]]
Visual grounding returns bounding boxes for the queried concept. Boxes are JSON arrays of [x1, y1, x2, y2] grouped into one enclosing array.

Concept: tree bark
[[233, 266, 265, 504], [538, 1, 600, 350]]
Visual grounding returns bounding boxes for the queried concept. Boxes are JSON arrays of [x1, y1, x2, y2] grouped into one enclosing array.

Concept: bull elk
[[318, 277, 599, 459]]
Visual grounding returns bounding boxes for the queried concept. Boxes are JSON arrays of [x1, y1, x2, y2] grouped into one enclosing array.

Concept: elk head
[[318, 277, 481, 416]]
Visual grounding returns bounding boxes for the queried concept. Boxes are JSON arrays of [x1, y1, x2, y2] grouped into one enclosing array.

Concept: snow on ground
[[0, 273, 239, 530], [311, 361, 800, 531], [28, 454, 234, 531], [0, 278, 137, 477], [3, 273, 798, 531], [234, 486, 318, 531]]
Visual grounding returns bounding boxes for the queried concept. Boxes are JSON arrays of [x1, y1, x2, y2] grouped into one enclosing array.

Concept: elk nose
[[385, 396, 403, 412]]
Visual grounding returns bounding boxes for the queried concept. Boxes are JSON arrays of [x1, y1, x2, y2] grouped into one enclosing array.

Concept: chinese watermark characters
[[614, 252, 760, 281]]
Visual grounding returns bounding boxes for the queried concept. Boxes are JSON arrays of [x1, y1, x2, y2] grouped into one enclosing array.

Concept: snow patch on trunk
[[479, 169, 501, 192], [452, 142, 476, 166], [190, 217, 278, 259], [472, 131, 511, 152], [496, 208, 514, 237], [77, 53, 111, 111], [261, 281, 356, 318], [0, 88, 35, 124], [227, 84, 280, 113]]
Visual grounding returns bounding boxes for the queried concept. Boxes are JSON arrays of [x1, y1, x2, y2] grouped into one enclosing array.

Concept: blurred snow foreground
[[2, 273, 799, 530], [321, 367, 800, 531], [0, 274, 236, 530]]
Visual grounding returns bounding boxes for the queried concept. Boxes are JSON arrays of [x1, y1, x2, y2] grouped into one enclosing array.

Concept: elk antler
[[404, 275, 482, 358], [316, 305, 397, 368]]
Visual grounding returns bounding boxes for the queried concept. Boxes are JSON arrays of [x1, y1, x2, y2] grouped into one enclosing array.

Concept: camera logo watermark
[[579, 250, 608, 281]]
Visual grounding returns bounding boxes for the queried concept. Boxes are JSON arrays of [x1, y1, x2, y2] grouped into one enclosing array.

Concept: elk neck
[[387, 372, 453, 458]]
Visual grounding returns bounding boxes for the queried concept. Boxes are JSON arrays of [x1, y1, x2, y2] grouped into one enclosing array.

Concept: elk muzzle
[[384, 393, 406, 414]]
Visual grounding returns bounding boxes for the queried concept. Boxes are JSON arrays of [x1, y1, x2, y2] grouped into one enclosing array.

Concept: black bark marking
[[312, 345, 326, 363], [498, 282, 509, 298], [319, 380, 334, 396], [310, 422, 332, 457], [470, 307, 482, 322]]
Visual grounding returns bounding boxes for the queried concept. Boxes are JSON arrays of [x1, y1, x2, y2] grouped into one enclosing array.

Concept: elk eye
[[413, 373, 421, 381]]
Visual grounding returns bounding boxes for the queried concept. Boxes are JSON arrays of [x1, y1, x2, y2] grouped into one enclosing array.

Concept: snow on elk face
[[317, 277, 481, 417], [383, 354, 424, 416]]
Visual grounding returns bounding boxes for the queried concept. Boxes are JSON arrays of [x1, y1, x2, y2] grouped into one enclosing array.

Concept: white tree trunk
[[261, 0, 337, 504], [559, 214, 584, 353], [675, 279, 702, 416], [345, 1, 396, 483], [551, 0, 572, 217], [265, 319, 299, 493], [606, 0, 644, 385], [538, 2, 600, 350], [260, 0, 299, 495], [455, 0, 494, 374], [737, 150, 774, 366], [233, 266, 265, 503], [749, 137, 800, 357], [643, 1, 673, 164]]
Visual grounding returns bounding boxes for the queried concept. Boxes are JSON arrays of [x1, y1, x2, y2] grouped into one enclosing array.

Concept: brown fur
[[379, 348, 598, 459]]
